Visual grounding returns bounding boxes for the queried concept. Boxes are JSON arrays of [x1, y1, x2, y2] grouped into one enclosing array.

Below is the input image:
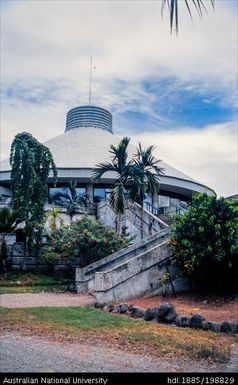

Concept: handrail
[[145, 200, 188, 216], [98, 199, 169, 232], [95, 240, 171, 293], [144, 201, 163, 216], [128, 200, 169, 229], [82, 228, 170, 277]]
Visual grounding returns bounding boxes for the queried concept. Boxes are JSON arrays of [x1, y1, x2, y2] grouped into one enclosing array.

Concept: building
[[0, 105, 215, 213]]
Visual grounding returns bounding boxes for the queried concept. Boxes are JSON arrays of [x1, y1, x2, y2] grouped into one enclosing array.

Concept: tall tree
[[92, 137, 133, 234], [128, 144, 164, 239], [10, 132, 57, 256], [162, 0, 215, 34]]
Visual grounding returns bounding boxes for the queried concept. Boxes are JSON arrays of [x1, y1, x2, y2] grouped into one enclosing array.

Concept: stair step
[[157, 214, 177, 226]]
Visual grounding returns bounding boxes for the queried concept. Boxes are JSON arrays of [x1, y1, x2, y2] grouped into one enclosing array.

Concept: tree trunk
[[117, 213, 122, 235], [140, 182, 145, 239], [0, 236, 8, 273], [140, 203, 144, 239]]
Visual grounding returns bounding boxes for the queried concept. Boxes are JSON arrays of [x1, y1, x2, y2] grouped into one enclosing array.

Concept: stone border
[[95, 301, 238, 334]]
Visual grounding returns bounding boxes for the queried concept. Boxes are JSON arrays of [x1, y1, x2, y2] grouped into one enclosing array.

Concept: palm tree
[[92, 137, 133, 234], [162, 0, 215, 34], [49, 181, 90, 222], [0, 207, 17, 272], [46, 208, 64, 232], [128, 144, 164, 239]]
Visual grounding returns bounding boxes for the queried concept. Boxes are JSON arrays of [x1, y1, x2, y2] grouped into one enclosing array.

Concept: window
[[48, 187, 86, 205], [93, 188, 111, 203]]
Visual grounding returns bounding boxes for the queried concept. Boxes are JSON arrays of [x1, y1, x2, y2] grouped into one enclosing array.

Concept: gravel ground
[[0, 292, 95, 308], [1, 293, 237, 373], [0, 332, 229, 373]]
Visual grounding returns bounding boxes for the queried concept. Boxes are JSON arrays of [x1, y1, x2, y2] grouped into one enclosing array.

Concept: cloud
[[127, 121, 237, 198], [0, 0, 237, 198], [1, 1, 236, 87]]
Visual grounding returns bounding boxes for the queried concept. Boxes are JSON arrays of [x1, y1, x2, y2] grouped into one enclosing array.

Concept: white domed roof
[[42, 126, 195, 182], [0, 106, 216, 199]]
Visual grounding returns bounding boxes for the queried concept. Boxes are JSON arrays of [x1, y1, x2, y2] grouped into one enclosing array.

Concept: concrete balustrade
[[94, 241, 172, 302], [75, 228, 170, 294]]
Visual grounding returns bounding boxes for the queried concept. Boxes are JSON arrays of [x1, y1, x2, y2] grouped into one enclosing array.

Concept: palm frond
[[110, 137, 131, 173], [92, 137, 132, 184], [110, 182, 126, 215], [161, 0, 215, 34], [92, 162, 116, 182], [50, 191, 71, 204], [109, 137, 130, 158], [76, 193, 90, 209], [129, 144, 165, 204], [46, 208, 61, 219], [69, 181, 78, 201]]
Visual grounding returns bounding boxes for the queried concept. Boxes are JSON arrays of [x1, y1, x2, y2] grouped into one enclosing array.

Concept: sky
[[0, 0, 237, 197]]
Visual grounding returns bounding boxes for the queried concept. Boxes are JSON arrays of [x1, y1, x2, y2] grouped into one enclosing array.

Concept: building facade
[[0, 105, 216, 212]]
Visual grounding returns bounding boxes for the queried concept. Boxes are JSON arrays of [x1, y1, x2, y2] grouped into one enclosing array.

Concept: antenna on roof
[[89, 56, 96, 105], [89, 56, 93, 105]]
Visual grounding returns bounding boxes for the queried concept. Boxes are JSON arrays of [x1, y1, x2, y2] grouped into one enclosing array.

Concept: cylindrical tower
[[65, 105, 113, 133]]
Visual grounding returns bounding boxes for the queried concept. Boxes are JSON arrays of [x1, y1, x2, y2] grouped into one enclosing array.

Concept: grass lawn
[[1, 306, 237, 363], [0, 272, 70, 293]]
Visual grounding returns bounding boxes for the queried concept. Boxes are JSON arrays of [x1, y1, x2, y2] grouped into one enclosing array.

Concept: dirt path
[[0, 332, 229, 373], [0, 292, 95, 308], [1, 294, 237, 373]]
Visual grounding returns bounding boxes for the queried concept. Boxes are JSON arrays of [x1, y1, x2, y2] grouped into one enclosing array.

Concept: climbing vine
[[10, 132, 57, 223], [10, 132, 57, 257]]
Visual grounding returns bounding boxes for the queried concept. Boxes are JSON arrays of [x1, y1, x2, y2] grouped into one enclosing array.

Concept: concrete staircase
[[97, 198, 169, 242], [75, 199, 179, 302], [157, 214, 177, 226], [75, 227, 171, 299], [94, 236, 172, 302]]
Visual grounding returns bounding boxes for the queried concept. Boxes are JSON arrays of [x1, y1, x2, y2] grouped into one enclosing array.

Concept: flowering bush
[[44, 216, 129, 269]]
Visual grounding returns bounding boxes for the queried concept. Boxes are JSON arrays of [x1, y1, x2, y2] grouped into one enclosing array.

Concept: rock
[[157, 303, 172, 317], [190, 314, 205, 329], [118, 304, 128, 314], [144, 307, 160, 321], [157, 302, 177, 323], [203, 321, 221, 333], [220, 321, 237, 333], [94, 302, 105, 309], [129, 306, 145, 318], [103, 304, 114, 312], [175, 315, 191, 328]]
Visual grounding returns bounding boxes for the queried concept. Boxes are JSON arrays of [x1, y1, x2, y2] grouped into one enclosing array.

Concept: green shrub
[[171, 194, 238, 290], [41, 250, 61, 265], [45, 216, 129, 269]]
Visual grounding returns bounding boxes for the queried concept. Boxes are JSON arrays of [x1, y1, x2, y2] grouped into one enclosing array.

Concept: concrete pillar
[[75, 268, 88, 293], [152, 193, 159, 208], [86, 183, 94, 203]]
